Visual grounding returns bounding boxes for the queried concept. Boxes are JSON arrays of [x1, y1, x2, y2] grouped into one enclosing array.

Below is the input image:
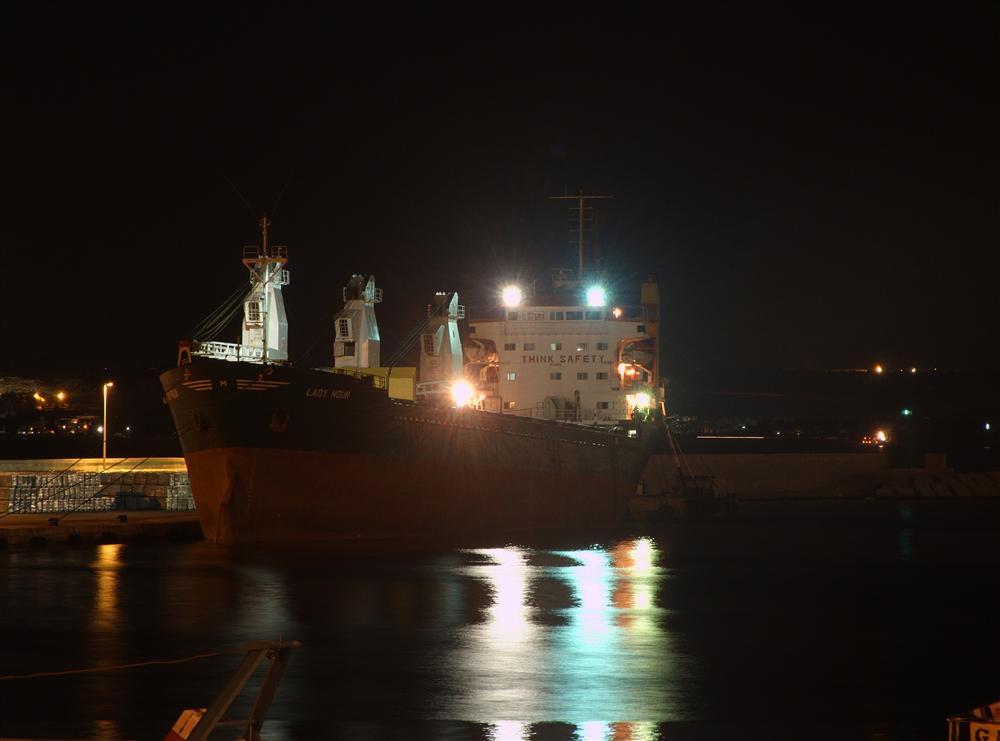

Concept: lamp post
[[102, 382, 114, 466]]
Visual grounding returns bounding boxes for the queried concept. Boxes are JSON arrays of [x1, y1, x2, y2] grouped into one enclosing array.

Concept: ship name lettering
[[306, 387, 351, 400]]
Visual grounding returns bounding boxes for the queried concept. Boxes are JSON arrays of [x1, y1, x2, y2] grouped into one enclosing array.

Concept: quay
[[0, 458, 201, 551], [0, 510, 203, 550]]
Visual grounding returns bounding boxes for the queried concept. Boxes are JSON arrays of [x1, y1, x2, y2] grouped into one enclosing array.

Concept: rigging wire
[[191, 279, 253, 338], [383, 315, 431, 369], [270, 171, 293, 222], [216, 168, 258, 220], [55, 457, 153, 522], [0, 649, 230, 681]]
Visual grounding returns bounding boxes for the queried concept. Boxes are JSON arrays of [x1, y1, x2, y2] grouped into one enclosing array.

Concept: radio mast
[[549, 190, 613, 276]]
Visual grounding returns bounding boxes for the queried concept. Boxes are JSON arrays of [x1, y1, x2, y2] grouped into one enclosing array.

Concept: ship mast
[[240, 216, 289, 364], [549, 191, 613, 276], [260, 216, 271, 362]]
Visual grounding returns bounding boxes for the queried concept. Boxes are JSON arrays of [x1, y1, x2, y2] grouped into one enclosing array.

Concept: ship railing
[[194, 341, 265, 362], [327, 367, 387, 389], [243, 245, 288, 261]]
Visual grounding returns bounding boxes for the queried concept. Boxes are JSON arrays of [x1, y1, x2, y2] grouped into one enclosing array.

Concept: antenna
[[260, 215, 270, 258], [549, 190, 613, 276]]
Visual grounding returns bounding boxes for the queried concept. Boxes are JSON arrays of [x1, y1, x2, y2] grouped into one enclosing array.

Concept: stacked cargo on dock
[[5, 471, 194, 513], [10, 473, 112, 513]]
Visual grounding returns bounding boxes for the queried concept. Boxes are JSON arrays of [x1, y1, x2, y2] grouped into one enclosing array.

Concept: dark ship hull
[[161, 359, 663, 544]]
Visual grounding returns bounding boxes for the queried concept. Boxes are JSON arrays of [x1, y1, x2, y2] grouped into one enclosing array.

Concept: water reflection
[[450, 537, 683, 731], [90, 543, 123, 631]]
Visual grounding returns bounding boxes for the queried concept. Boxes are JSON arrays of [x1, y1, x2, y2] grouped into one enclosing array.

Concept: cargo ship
[[160, 214, 667, 544]]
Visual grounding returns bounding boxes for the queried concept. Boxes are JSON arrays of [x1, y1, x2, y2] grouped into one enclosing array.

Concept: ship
[[160, 212, 668, 544]]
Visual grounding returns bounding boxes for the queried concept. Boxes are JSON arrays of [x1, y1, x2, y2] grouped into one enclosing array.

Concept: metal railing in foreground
[[0, 639, 301, 741]]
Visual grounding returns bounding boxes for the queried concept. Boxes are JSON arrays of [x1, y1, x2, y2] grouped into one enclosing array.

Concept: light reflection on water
[[451, 537, 683, 734], [7, 511, 997, 740]]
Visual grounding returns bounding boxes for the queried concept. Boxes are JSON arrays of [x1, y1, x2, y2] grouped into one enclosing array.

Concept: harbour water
[[1, 501, 998, 740]]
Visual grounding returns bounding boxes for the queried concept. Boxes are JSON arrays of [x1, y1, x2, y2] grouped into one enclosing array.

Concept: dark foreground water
[[1, 501, 998, 741]]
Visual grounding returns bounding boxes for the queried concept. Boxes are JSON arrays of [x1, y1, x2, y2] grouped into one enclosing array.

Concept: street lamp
[[102, 382, 114, 466]]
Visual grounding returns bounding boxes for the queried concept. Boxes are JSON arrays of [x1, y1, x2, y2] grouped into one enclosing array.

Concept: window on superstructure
[[526, 311, 545, 321], [504, 401, 516, 409], [524, 342, 535, 351], [597, 342, 608, 351], [566, 311, 583, 320], [549, 311, 564, 320], [637, 325, 646, 333], [337, 318, 350, 338], [576, 342, 588, 351], [550, 372, 562, 380], [506, 371, 517, 381], [585, 310, 603, 320], [596, 401, 610, 409], [422, 334, 436, 355], [550, 342, 562, 351], [247, 302, 261, 323], [343, 341, 356, 356], [597, 372, 609, 380], [504, 343, 516, 351], [577, 372, 589, 380], [507, 311, 519, 320]]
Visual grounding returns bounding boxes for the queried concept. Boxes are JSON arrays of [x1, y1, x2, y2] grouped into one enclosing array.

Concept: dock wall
[[0, 459, 192, 515], [641, 452, 1000, 499]]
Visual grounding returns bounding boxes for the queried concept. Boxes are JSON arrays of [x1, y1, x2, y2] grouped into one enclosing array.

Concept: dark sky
[[6, 4, 998, 377]]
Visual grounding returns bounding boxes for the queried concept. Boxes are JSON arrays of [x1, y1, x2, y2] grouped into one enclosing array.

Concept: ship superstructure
[[191, 217, 290, 364], [415, 291, 466, 402], [332, 274, 382, 369], [465, 272, 660, 423]]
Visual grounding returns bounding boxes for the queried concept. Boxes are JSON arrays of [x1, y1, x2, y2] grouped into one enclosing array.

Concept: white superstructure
[[333, 275, 382, 368], [415, 291, 465, 401], [193, 217, 290, 364], [465, 274, 660, 424]]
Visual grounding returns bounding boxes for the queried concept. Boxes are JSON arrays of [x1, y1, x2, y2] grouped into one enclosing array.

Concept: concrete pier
[[0, 458, 201, 550], [0, 510, 203, 550]]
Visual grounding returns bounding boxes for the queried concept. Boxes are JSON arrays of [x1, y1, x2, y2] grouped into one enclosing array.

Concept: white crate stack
[[10, 473, 113, 513], [7, 471, 195, 513]]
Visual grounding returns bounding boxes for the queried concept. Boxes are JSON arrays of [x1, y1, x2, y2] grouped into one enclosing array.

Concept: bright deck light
[[633, 392, 651, 409], [450, 380, 475, 408], [501, 285, 522, 307], [874, 365, 884, 375], [586, 285, 607, 307], [875, 429, 887, 442]]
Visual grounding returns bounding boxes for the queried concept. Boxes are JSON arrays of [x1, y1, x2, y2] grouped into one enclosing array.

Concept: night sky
[[7, 4, 998, 378]]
